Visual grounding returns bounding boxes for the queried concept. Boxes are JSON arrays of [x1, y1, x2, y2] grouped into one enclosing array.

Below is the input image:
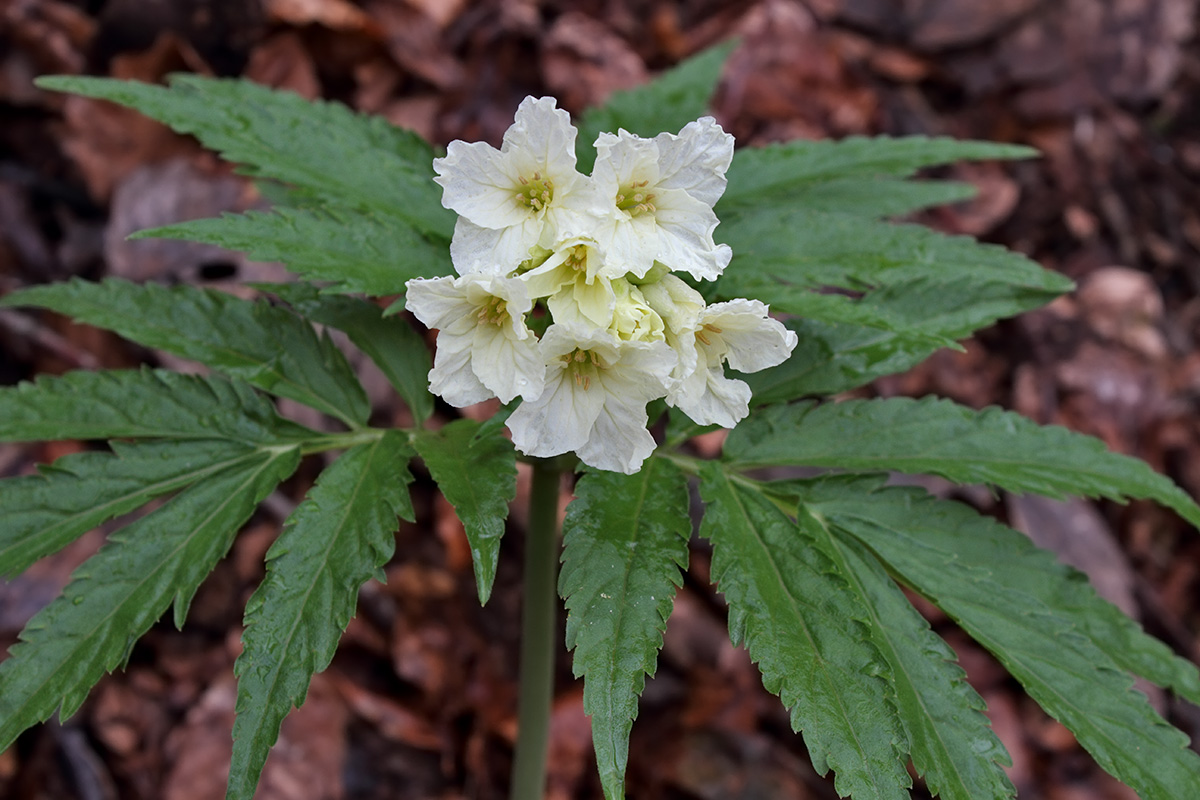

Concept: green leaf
[[790, 493, 1014, 800], [0, 368, 314, 443], [738, 278, 1062, 403], [721, 136, 1036, 210], [3, 278, 370, 428], [724, 397, 1200, 528], [0, 439, 263, 577], [576, 42, 734, 173], [413, 420, 517, 604], [135, 206, 452, 296], [816, 484, 1200, 798], [734, 176, 978, 219], [739, 319, 934, 403], [795, 479, 1200, 706], [560, 459, 691, 800], [0, 445, 300, 750], [34, 74, 454, 238], [228, 430, 413, 800], [717, 209, 1072, 297], [261, 282, 434, 423], [698, 463, 910, 800]]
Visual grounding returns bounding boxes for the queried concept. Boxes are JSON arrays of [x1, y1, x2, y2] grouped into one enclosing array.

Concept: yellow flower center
[[516, 171, 554, 210], [615, 179, 656, 216], [476, 296, 510, 326], [562, 348, 602, 390]]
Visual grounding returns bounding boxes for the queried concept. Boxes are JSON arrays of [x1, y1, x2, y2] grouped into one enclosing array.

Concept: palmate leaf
[[0, 445, 300, 750], [791, 479, 1200, 706], [2, 278, 370, 428], [137, 206, 452, 297], [575, 41, 733, 173], [560, 459, 691, 800], [777, 481, 1014, 800], [261, 282, 435, 423], [720, 135, 1036, 211], [814, 484, 1200, 798], [716, 208, 1072, 299], [229, 430, 414, 800], [413, 419, 517, 604], [724, 397, 1200, 528], [0, 439, 263, 577], [698, 463, 910, 800], [728, 175, 978, 219], [0, 368, 313, 443], [34, 74, 455, 238]]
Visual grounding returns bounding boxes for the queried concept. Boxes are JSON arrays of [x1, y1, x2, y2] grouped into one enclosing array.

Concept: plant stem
[[509, 458, 562, 800]]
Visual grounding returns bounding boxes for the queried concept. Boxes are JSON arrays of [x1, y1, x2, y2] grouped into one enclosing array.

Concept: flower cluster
[[406, 97, 797, 473]]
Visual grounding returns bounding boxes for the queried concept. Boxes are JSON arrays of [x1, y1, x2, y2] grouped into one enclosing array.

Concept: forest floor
[[2, 0, 1200, 798]]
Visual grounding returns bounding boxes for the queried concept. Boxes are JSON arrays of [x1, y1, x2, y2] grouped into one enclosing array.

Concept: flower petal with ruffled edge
[[590, 120, 734, 280], [508, 325, 675, 473], [405, 273, 544, 406], [666, 299, 798, 428], [434, 97, 604, 274]]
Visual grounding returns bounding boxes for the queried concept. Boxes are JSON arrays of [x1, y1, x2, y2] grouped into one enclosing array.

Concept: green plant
[[2, 44, 1197, 799]]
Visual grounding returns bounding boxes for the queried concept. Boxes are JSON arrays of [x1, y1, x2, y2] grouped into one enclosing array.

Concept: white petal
[[404, 276, 475, 331], [592, 130, 660, 195], [668, 367, 751, 429], [434, 140, 528, 229], [503, 97, 580, 184], [577, 392, 659, 473], [470, 324, 545, 403], [508, 365, 604, 458], [652, 189, 730, 280], [702, 299, 798, 373], [451, 217, 543, 275], [429, 335, 493, 407], [653, 117, 734, 207]]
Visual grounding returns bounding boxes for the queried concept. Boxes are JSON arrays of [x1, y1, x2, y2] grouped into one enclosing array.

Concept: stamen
[[518, 176, 528, 185], [696, 331, 712, 346], [703, 323, 723, 334], [582, 376, 591, 391]]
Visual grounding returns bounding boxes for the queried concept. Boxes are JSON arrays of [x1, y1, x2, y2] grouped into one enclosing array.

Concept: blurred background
[[2, 0, 1199, 797]]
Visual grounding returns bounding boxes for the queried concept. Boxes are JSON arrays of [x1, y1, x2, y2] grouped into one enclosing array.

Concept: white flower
[[520, 238, 616, 329], [507, 325, 675, 474], [664, 299, 798, 428], [433, 97, 603, 274], [590, 117, 734, 281], [405, 273, 544, 406]]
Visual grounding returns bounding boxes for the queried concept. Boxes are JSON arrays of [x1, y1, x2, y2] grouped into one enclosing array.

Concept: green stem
[[509, 459, 562, 800]]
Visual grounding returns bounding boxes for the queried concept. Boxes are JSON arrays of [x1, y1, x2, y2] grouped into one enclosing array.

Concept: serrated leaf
[[739, 318, 936, 403], [34, 74, 454, 238], [698, 463, 910, 800], [738, 278, 1062, 402], [734, 176, 978, 219], [790, 495, 1014, 800], [0, 368, 314, 443], [816, 484, 1200, 798], [0, 439, 262, 577], [413, 420, 516, 604], [724, 397, 1200, 528], [795, 480, 1200, 707], [717, 209, 1072, 298], [721, 136, 1036, 210], [0, 445, 300, 750], [261, 282, 434, 423], [228, 430, 413, 800], [559, 459, 691, 800], [136, 206, 452, 296], [3, 278, 370, 427], [575, 42, 733, 173]]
